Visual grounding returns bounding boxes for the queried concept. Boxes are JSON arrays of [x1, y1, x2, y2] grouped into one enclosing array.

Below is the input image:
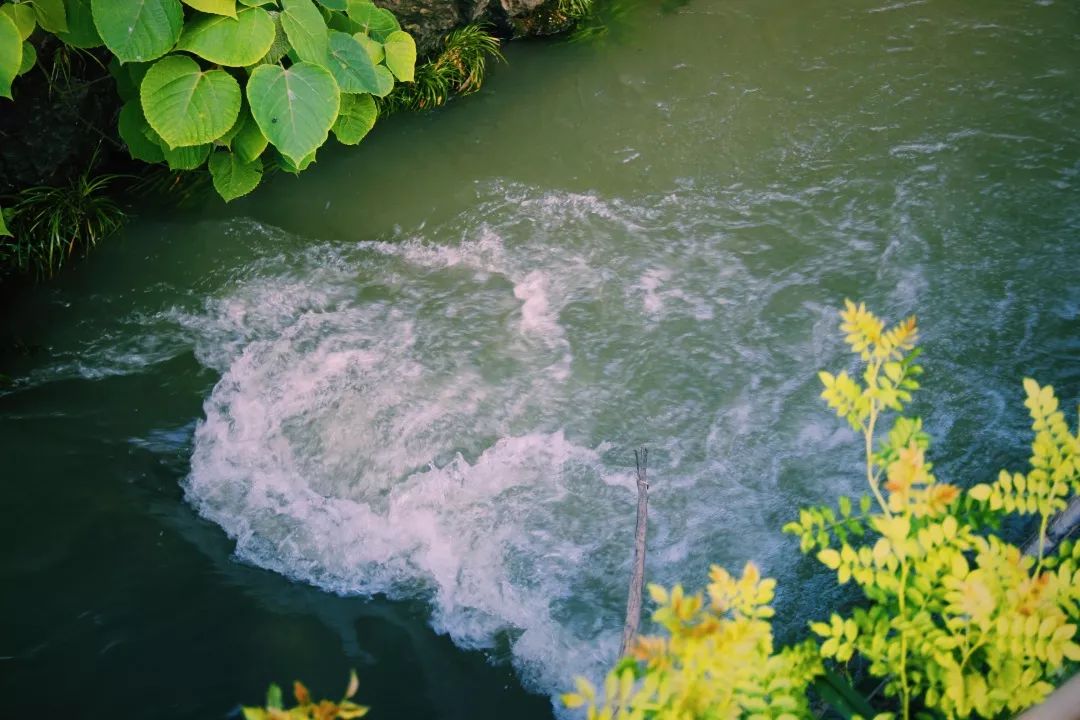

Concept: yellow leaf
[[345, 670, 359, 699], [968, 484, 991, 502], [818, 548, 841, 570], [562, 693, 586, 709]]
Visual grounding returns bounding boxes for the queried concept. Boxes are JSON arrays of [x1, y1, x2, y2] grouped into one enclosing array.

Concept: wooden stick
[[620, 448, 650, 656]]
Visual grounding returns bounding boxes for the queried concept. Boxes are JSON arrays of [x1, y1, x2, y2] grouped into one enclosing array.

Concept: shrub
[[0, 0, 418, 202], [565, 301, 1080, 720]]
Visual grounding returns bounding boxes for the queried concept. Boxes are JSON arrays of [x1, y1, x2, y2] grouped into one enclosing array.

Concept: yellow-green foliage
[[565, 301, 1080, 720], [243, 671, 368, 720], [562, 563, 821, 720]]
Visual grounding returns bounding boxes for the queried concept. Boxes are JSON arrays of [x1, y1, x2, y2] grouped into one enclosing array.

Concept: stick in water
[[620, 447, 650, 656]]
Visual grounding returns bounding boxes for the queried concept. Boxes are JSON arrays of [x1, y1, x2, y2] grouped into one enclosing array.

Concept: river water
[[2, 1, 1079, 717]]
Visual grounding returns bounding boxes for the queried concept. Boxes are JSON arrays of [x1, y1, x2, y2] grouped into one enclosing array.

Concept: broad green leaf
[[181, 0, 236, 16], [247, 61, 338, 164], [118, 100, 166, 162], [275, 148, 316, 173], [141, 54, 241, 147], [315, 0, 347, 10], [353, 32, 381, 64], [280, 0, 327, 64], [232, 109, 268, 161], [1, 4, 36, 40], [325, 30, 384, 94], [29, 0, 66, 32], [326, 9, 361, 33], [345, 1, 397, 40], [382, 29, 413, 82], [239, 0, 275, 5], [177, 6, 275, 66], [215, 99, 247, 145], [17, 40, 35, 75], [332, 92, 375, 145], [109, 58, 151, 101], [0, 12, 22, 99], [56, 0, 101, 47], [0, 203, 10, 237], [163, 141, 211, 169], [209, 150, 262, 201], [91, 0, 183, 63]]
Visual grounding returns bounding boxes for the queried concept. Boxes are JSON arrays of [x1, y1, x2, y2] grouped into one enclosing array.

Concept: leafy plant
[[1, 152, 125, 277], [562, 565, 822, 720], [243, 671, 368, 720], [380, 23, 501, 113], [566, 302, 1080, 720], [0, 0, 417, 202]]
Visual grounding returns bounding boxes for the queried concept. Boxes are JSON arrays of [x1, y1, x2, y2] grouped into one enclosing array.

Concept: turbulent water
[[2, 1, 1079, 717]]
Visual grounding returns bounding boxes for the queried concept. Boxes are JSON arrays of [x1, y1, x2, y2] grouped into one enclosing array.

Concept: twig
[[620, 447, 650, 656]]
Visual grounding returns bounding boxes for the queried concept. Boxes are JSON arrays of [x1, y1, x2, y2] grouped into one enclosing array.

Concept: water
[[2, 1, 1079, 717]]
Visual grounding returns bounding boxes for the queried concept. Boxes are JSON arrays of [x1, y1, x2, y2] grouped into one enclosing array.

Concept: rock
[[374, 0, 575, 55]]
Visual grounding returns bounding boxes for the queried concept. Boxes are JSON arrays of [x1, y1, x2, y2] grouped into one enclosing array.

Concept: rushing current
[[2, 1, 1079, 718]]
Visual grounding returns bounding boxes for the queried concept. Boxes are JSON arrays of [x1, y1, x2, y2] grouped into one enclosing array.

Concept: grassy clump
[[0, 154, 126, 279], [380, 24, 504, 113]]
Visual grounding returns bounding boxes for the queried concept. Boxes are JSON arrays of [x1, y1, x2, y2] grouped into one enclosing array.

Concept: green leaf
[[326, 11, 361, 33], [56, 0, 101, 47], [266, 683, 283, 710], [812, 670, 877, 720], [346, 1, 397, 41], [280, 0, 328, 64], [181, 0, 236, 16], [325, 30, 386, 94], [110, 58, 151, 101], [140, 54, 241, 147], [232, 108, 268, 161], [163, 141, 211, 169], [0, 203, 11, 237], [91, 0, 183, 63], [332, 91, 375, 144], [838, 495, 851, 518], [382, 29, 413, 82], [118, 100, 166, 162], [177, 6, 275, 66], [247, 60, 339, 164], [1, 4, 36, 41], [275, 148, 316, 173], [353, 32, 381, 63], [209, 150, 262, 201], [259, 9, 288, 64], [29, 0, 67, 32], [18, 40, 36, 75], [315, 0, 347, 10], [0, 12, 22, 100]]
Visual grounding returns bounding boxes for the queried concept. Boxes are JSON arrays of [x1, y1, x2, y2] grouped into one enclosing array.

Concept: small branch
[[1023, 495, 1080, 558], [620, 447, 650, 656]]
